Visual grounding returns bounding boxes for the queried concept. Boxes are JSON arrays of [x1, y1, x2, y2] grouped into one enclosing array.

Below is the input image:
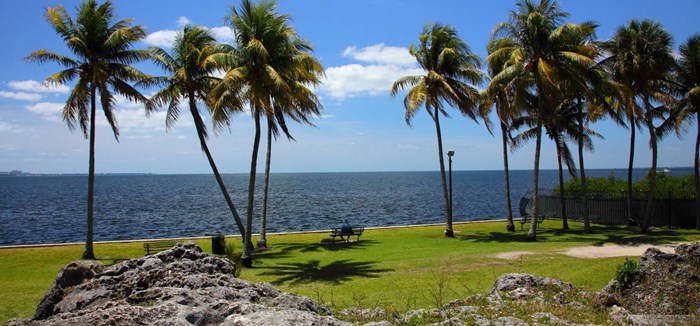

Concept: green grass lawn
[[1, 220, 699, 323]]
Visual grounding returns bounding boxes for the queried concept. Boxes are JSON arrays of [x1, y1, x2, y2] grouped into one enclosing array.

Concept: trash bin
[[212, 234, 225, 255]]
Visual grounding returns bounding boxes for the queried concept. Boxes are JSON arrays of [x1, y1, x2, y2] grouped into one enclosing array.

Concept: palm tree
[[601, 20, 676, 233], [551, 96, 605, 232], [144, 25, 246, 240], [214, 0, 322, 265], [673, 34, 700, 230], [257, 84, 322, 249], [26, 0, 150, 259], [510, 95, 603, 231], [485, 38, 519, 232], [572, 62, 616, 234], [391, 23, 485, 238], [488, 0, 598, 240], [548, 103, 578, 230]]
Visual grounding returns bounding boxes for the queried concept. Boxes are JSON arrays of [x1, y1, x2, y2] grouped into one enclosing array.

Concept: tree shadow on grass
[[254, 240, 378, 260], [546, 227, 692, 246], [259, 259, 393, 286], [458, 230, 531, 243], [458, 224, 693, 245]]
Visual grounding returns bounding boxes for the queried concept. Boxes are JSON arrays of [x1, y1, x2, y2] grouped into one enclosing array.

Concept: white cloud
[[320, 63, 424, 99], [108, 108, 171, 133], [144, 29, 178, 48], [25, 102, 63, 121], [113, 94, 149, 110], [320, 43, 423, 99], [144, 15, 233, 48], [209, 26, 234, 44], [342, 43, 417, 66], [0, 91, 42, 101], [0, 121, 26, 133], [0, 144, 18, 151], [7, 80, 69, 93], [126, 135, 153, 140], [177, 16, 191, 27]]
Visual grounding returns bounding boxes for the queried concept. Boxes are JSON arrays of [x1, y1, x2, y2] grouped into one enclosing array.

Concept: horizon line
[[3, 166, 692, 176]]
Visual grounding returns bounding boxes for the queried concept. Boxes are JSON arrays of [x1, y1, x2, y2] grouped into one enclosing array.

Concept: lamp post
[[447, 150, 455, 223]]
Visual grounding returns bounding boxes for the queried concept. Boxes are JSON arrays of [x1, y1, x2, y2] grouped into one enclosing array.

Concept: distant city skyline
[[0, 0, 698, 174]]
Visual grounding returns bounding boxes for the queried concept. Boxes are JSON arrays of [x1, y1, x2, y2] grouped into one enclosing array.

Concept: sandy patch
[[561, 243, 687, 259], [495, 251, 534, 260]]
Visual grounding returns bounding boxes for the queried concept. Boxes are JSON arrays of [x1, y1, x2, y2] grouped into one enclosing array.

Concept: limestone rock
[[600, 241, 700, 315], [5, 243, 349, 326], [488, 273, 575, 302]]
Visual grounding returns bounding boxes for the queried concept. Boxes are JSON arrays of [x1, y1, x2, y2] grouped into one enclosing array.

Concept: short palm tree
[[570, 62, 615, 234], [212, 0, 322, 265], [673, 34, 700, 229], [601, 20, 676, 233], [488, 0, 598, 240], [144, 25, 246, 240], [510, 94, 601, 230], [26, 0, 150, 259], [391, 23, 485, 238], [485, 38, 520, 232], [257, 81, 322, 249]]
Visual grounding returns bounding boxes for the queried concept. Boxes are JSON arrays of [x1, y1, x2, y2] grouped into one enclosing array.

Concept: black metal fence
[[526, 190, 697, 228]]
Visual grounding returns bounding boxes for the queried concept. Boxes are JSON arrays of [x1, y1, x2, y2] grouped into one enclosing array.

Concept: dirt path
[[560, 242, 685, 258], [494, 242, 695, 260]]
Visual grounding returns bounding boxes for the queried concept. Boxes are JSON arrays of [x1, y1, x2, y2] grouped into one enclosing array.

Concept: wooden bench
[[143, 240, 178, 255], [519, 216, 545, 230], [329, 227, 364, 243]]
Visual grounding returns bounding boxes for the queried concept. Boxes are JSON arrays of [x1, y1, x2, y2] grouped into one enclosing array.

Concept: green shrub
[[614, 258, 639, 288], [558, 172, 694, 199]]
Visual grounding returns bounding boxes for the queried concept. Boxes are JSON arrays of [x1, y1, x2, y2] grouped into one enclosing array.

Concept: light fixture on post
[[447, 150, 455, 228]]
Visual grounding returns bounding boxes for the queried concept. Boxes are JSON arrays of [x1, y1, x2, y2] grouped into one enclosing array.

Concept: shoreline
[[0, 219, 507, 250]]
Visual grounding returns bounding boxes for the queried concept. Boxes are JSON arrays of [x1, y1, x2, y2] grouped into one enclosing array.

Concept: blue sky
[[0, 0, 698, 174]]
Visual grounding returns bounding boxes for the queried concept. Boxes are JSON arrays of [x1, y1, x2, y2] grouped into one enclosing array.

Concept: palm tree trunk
[[578, 102, 590, 233], [82, 85, 97, 260], [242, 111, 262, 267], [433, 106, 453, 237], [626, 121, 636, 225], [695, 111, 700, 230], [500, 120, 515, 232], [257, 121, 273, 248], [556, 142, 569, 230], [527, 120, 543, 241], [188, 96, 245, 239], [642, 104, 658, 234]]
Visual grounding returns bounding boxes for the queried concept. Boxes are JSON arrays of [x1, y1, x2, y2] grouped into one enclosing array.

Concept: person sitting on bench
[[340, 219, 353, 242]]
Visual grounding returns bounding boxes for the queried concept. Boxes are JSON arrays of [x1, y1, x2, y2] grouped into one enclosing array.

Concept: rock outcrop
[[5, 243, 348, 326], [598, 241, 700, 325]]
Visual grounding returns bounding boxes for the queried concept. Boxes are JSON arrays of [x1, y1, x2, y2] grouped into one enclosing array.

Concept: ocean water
[[0, 168, 692, 245]]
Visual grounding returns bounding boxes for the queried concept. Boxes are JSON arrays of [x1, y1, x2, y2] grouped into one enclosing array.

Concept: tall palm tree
[[26, 0, 150, 259], [391, 23, 485, 238], [213, 0, 322, 265], [488, 0, 598, 240], [144, 25, 246, 240], [485, 38, 519, 232], [601, 20, 676, 233], [673, 34, 700, 230]]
